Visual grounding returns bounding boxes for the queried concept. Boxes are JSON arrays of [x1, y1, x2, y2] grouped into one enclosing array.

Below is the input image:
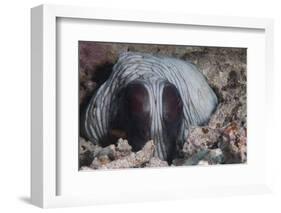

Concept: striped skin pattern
[[83, 52, 218, 162]]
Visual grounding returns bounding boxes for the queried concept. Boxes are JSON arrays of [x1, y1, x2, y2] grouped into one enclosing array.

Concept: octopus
[[81, 52, 218, 163]]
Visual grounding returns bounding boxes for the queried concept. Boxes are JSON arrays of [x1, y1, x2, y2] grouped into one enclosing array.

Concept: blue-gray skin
[[83, 52, 218, 163]]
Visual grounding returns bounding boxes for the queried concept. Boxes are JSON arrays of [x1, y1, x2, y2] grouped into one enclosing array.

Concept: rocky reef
[[79, 42, 247, 169]]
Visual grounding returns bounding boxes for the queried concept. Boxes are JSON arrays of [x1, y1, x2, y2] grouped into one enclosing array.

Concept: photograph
[[78, 41, 247, 170]]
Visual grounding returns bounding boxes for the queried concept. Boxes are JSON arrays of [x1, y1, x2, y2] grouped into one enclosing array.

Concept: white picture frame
[[31, 4, 274, 208]]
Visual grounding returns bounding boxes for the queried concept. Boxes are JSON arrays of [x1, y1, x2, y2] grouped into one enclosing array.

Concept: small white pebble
[[198, 160, 209, 165]]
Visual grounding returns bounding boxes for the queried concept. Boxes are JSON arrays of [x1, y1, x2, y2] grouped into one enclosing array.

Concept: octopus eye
[[122, 82, 151, 151], [124, 82, 150, 116], [161, 83, 183, 163], [162, 83, 183, 123]]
